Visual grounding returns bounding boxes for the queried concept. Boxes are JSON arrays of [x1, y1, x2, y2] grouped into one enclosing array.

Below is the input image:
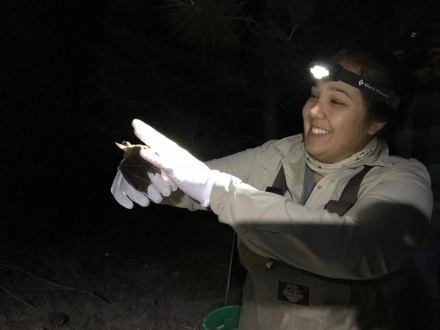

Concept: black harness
[[265, 165, 373, 216]]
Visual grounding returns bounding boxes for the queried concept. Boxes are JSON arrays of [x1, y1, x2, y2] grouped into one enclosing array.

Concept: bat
[[115, 141, 162, 193]]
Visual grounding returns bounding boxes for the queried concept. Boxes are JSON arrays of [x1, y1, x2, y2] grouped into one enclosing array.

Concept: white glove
[[111, 169, 177, 209], [132, 119, 216, 207]]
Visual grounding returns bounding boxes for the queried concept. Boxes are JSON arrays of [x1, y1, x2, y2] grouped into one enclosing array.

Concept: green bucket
[[200, 305, 242, 330]]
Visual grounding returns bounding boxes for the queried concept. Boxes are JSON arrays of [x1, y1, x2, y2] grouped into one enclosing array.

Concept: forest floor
[[0, 209, 245, 330]]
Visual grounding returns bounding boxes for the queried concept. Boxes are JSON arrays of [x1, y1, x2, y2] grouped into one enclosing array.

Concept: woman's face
[[302, 62, 385, 164]]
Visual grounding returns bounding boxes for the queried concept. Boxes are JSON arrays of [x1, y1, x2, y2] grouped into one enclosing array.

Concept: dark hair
[[338, 42, 413, 142]]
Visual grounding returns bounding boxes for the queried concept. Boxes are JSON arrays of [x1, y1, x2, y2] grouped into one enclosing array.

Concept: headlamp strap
[[330, 48, 349, 63], [331, 49, 401, 110]]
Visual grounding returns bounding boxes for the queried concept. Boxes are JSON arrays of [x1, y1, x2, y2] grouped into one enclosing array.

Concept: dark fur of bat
[[116, 141, 162, 193]]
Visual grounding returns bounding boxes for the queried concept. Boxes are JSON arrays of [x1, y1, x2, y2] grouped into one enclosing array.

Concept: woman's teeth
[[311, 127, 331, 135]]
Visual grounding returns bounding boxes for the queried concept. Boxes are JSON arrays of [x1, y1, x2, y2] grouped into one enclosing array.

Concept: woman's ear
[[367, 121, 386, 136]]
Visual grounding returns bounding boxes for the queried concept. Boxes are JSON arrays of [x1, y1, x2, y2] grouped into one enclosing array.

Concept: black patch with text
[[277, 281, 310, 307]]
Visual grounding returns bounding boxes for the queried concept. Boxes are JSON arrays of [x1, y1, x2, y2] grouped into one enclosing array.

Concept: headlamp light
[[309, 50, 401, 111], [310, 65, 330, 80]]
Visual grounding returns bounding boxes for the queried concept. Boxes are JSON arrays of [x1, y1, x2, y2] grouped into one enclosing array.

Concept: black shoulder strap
[[324, 166, 373, 216], [265, 166, 287, 196], [266, 165, 373, 216]]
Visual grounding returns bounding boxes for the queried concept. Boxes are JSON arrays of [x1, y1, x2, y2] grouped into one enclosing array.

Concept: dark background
[[1, 0, 438, 248]]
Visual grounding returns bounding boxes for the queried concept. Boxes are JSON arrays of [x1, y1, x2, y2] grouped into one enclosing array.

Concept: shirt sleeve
[[209, 159, 433, 280], [161, 142, 272, 210]]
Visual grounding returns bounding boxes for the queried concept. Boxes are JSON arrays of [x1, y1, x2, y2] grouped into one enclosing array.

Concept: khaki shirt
[[169, 134, 433, 329]]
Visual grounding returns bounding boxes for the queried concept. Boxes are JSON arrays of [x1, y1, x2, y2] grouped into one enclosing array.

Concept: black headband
[[309, 49, 401, 110]]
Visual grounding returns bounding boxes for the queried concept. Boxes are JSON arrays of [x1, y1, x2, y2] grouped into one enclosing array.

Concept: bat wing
[[118, 151, 162, 193]]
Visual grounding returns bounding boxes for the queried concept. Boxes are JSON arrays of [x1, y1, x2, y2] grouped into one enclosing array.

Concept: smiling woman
[[302, 77, 384, 164], [110, 41, 433, 330], [303, 47, 404, 166]]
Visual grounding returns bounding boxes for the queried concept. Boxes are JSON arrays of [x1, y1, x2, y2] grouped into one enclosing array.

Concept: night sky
[[1, 0, 439, 247]]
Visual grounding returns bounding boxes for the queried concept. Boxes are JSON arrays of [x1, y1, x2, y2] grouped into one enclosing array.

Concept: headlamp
[[309, 50, 401, 111]]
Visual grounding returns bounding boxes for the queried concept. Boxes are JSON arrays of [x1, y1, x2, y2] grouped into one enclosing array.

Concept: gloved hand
[[132, 119, 216, 207], [111, 169, 177, 209]]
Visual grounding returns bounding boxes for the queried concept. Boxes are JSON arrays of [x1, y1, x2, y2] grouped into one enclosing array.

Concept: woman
[[111, 44, 433, 329]]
